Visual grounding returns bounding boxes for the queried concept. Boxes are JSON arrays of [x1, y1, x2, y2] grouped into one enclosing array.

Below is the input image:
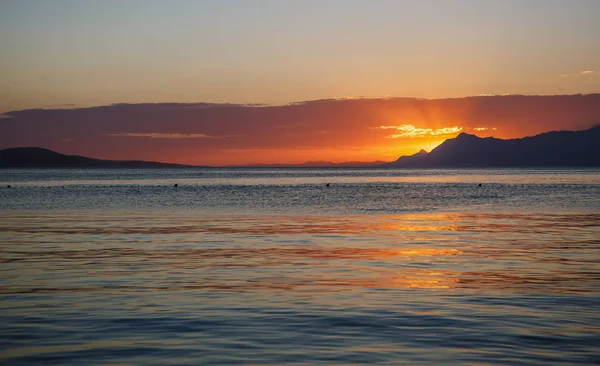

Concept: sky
[[1, 0, 599, 165]]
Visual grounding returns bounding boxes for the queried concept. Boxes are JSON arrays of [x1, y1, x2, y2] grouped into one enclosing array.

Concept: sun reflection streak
[[2, 211, 598, 296]]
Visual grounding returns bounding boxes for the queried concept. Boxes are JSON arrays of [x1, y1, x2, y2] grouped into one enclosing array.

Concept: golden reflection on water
[[2, 210, 600, 365], [1, 210, 599, 297]]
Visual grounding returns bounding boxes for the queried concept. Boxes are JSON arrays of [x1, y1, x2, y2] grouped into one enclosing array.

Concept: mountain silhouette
[[383, 126, 600, 168], [0, 147, 192, 168]]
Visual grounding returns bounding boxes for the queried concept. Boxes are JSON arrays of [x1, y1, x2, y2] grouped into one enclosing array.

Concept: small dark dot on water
[[326, 183, 330, 187], [478, 183, 482, 187], [7, 185, 11, 188], [174, 184, 178, 187]]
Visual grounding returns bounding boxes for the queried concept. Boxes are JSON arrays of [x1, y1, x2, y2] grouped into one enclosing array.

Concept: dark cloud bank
[[1, 95, 599, 165]]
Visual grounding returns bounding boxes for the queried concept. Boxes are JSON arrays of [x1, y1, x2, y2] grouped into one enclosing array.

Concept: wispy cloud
[[471, 127, 495, 131], [561, 70, 598, 77], [107, 132, 229, 139], [380, 125, 462, 138]]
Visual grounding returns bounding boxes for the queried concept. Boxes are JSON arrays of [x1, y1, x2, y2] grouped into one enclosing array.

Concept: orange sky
[[1, 95, 599, 165]]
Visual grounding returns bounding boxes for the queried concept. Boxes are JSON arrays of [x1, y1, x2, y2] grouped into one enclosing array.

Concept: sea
[[0, 168, 599, 365]]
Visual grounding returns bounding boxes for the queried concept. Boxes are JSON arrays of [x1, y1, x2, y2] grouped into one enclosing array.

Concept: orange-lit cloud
[[471, 127, 497, 132], [107, 132, 228, 139], [380, 125, 462, 138], [561, 70, 598, 77]]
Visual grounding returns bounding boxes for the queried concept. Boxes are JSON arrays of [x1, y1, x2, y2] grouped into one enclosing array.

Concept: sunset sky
[[1, 0, 599, 165]]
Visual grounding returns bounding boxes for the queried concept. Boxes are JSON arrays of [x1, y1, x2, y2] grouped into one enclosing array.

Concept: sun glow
[[380, 124, 463, 138]]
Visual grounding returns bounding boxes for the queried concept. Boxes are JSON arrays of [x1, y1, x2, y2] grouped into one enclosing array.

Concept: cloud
[[561, 70, 598, 77], [469, 127, 498, 132], [380, 125, 462, 138], [107, 132, 222, 139]]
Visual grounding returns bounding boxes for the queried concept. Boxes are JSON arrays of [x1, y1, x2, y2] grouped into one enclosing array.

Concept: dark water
[[1, 169, 599, 365]]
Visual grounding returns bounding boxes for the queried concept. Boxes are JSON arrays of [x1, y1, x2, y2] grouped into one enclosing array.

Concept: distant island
[[0, 147, 192, 168], [383, 125, 600, 168], [1, 126, 599, 168], [225, 161, 387, 168]]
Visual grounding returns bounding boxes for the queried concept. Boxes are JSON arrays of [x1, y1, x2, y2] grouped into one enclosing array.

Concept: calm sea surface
[[1, 168, 599, 365]]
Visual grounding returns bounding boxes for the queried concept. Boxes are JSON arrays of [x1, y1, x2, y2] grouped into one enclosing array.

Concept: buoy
[[478, 183, 482, 187], [174, 184, 178, 188], [326, 183, 330, 187], [7, 185, 11, 188]]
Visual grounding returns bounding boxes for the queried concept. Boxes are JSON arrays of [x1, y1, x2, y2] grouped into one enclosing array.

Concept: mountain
[[0, 147, 193, 168], [383, 126, 600, 168]]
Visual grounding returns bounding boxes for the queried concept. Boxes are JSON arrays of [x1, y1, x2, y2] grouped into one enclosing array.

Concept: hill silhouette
[[383, 126, 600, 168], [0, 147, 192, 168], [226, 160, 387, 168]]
